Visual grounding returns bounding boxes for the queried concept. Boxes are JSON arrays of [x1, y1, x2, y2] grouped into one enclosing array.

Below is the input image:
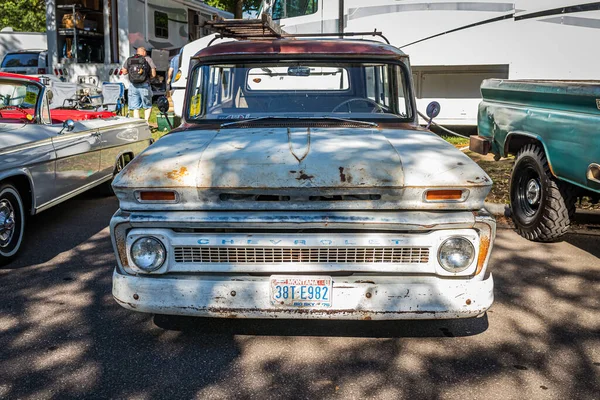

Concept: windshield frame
[[0, 78, 43, 123], [183, 58, 416, 126]]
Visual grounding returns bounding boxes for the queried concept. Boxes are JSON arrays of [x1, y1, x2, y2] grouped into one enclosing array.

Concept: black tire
[[0, 184, 25, 266], [97, 155, 127, 196], [510, 144, 576, 242]]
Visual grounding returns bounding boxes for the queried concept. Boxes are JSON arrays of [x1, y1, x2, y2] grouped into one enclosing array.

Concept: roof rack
[[205, 14, 284, 41], [205, 14, 390, 44], [286, 30, 390, 44]]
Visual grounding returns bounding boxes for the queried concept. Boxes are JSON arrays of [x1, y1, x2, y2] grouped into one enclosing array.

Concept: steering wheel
[[332, 98, 385, 113], [0, 105, 33, 120]]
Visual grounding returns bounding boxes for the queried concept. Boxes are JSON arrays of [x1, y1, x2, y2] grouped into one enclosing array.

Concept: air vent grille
[[173, 246, 430, 264]]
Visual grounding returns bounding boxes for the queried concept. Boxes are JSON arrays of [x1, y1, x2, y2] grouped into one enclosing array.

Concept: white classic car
[[0, 72, 152, 264], [110, 39, 496, 320]]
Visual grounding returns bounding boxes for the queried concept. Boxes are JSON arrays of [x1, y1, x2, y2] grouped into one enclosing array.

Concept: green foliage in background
[[0, 0, 46, 32], [205, 0, 263, 18]]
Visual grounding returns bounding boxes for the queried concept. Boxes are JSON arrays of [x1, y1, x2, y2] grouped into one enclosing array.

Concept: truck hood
[[197, 127, 403, 188], [114, 126, 491, 211]]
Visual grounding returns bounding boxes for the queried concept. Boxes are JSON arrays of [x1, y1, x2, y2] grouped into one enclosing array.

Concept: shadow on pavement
[[0, 198, 598, 399], [154, 314, 489, 338], [563, 233, 600, 258], [3, 191, 119, 269]]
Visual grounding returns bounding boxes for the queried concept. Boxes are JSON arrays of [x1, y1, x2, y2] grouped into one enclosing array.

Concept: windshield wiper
[[220, 115, 378, 128], [309, 116, 378, 127], [220, 116, 281, 128]]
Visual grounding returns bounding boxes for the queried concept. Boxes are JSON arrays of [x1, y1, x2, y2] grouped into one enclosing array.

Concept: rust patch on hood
[[339, 167, 346, 182], [338, 167, 353, 183], [295, 170, 314, 180], [166, 167, 189, 183]]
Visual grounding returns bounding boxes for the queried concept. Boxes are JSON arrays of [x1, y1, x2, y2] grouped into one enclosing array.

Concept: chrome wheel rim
[[0, 199, 15, 247], [526, 178, 541, 206]]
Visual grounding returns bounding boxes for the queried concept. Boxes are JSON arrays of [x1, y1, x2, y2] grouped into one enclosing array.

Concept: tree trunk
[[234, 0, 243, 18]]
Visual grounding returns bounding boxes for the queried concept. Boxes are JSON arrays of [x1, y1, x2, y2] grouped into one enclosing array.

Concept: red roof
[[194, 39, 406, 60], [0, 72, 40, 82]]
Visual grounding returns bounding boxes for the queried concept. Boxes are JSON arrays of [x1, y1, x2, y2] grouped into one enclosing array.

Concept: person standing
[[121, 47, 156, 121], [166, 51, 181, 94]]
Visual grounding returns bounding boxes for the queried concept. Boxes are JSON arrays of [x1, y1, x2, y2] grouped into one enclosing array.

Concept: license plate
[[270, 275, 332, 308]]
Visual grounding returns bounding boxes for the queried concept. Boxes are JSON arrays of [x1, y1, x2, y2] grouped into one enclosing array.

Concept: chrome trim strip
[[97, 120, 148, 133], [118, 210, 477, 231], [51, 130, 97, 145], [0, 138, 54, 156]]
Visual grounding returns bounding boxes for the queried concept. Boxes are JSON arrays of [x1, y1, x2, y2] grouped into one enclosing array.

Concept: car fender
[[0, 168, 36, 214], [505, 131, 557, 176]]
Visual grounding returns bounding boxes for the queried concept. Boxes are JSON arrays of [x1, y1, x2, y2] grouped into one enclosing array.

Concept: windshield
[[0, 80, 40, 122], [1, 52, 41, 68], [186, 61, 413, 123]]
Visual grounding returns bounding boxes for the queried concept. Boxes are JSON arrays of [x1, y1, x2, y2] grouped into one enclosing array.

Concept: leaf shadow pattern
[[0, 195, 598, 398]]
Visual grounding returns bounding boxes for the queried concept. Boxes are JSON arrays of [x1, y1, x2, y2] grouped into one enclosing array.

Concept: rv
[[45, 0, 231, 94], [174, 0, 600, 125]]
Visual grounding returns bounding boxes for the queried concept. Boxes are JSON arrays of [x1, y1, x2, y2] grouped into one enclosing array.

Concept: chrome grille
[[173, 247, 430, 264]]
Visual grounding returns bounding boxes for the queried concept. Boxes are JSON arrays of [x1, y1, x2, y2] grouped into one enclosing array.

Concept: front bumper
[[113, 271, 494, 320]]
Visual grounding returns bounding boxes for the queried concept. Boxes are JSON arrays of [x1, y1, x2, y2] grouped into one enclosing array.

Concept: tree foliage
[[205, 0, 263, 18], [0, 0, 46, 32]]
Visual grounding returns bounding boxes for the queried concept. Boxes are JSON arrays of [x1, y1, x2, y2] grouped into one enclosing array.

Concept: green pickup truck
[[470, 79, 600, 242]]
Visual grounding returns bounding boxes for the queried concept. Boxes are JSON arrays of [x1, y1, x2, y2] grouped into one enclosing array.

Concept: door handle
[[92, 132, 101, 138]]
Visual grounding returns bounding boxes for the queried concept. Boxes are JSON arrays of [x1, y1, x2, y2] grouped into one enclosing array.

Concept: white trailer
[[174, 0, 600, 125], [45, 0, 231, 95]]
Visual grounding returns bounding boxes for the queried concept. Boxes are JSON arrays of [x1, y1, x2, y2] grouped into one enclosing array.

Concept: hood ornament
[[287, 127, 311, 163]]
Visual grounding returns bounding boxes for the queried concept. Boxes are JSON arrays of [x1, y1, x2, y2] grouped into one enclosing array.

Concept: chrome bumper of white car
[[113, 271, 494, 320]]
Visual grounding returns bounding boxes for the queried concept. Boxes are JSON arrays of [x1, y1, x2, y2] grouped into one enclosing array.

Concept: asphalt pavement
[[0, 192, 598, 399]]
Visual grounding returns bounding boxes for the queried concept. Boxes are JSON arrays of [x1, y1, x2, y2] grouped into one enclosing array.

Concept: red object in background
[[0, 72, 41, 82], [0, 72, 116, 123], [50, 109, 116, 123], [1, 109, 116, 124]]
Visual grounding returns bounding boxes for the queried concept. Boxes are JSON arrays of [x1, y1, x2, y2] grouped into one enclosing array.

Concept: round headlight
[[130, 237, 166, 272], [438, 237, 475, 273]]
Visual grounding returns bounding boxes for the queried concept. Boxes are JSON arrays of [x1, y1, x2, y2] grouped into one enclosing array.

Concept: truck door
[[50, 120, 101, 198]]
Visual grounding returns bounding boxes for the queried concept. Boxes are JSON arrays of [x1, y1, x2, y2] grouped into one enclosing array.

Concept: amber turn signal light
[[139, 191, 177, 201], [425, 190, 464, 201]]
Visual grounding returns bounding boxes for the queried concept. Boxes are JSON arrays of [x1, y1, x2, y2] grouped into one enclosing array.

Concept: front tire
[[0, 184, 25, 265], [510, 144, 575, 242]]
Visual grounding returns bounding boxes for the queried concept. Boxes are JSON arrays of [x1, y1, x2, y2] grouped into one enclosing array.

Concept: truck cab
[[110, 38, 496, 320]]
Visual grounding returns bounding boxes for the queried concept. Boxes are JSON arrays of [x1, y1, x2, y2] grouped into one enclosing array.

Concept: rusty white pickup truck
[[110, 38, 496, 320]]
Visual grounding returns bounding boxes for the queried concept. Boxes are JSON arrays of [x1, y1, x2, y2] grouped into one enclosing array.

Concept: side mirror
[[59, 119, 75, 134], [425, 101, 441, 129], [156, 96, 169, 114], [156, 96, 173, 130]]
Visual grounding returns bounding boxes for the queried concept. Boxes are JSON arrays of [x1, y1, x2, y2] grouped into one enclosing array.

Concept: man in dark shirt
[[121, 47, 156, 121]]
